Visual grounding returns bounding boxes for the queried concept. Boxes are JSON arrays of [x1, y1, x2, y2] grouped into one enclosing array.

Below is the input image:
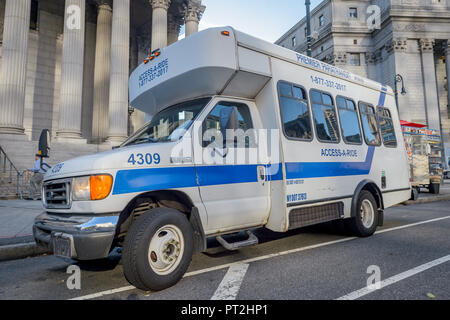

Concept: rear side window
[[337, 96, 362, 144], [278, 82, 312, 140], [377, 107, 397, 147], [311, 90, 340, 143], [359, 102, 380, 146]]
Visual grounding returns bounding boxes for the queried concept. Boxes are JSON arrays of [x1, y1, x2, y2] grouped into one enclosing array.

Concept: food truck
[[401, 121, 443, 195]]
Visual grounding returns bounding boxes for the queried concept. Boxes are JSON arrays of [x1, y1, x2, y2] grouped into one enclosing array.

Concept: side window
[[203, 101, 254, 148], [359, 102, 381, 146], [337, 96, 362, 144], [278, 81, 312, 140], [377, 107, 397, 147], [311, 90, 340, 143]]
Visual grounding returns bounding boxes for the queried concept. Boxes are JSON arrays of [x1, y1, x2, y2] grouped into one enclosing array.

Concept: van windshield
[[121, 97, 211, 147]]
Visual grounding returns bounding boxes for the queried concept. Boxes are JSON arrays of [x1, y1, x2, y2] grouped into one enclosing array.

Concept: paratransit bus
[[34, 27, 411, 291]]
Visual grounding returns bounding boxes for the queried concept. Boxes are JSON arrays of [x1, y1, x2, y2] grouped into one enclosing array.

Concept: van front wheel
[[122, 208, 194, 291], [346, 191, 379, 237]]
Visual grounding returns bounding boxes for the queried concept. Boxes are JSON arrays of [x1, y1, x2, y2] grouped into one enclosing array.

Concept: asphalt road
[[0, 201, 449, 300]]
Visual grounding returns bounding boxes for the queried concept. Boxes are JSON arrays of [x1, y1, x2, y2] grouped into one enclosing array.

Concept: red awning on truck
[[400, 120, 427, 128]]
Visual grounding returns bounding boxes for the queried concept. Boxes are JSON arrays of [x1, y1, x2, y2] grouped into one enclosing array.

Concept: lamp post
[[305, 0, 312, 57], [394, 74, 407, 112]]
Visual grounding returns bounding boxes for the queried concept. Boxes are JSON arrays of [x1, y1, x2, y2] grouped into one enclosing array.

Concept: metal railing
[[0, 146, 26, 199]]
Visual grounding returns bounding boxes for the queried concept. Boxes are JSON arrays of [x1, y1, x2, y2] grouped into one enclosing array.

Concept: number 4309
[[128, 153, 161, 166]]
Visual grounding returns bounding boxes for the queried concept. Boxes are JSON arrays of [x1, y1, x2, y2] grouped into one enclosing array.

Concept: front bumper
[[33, 212, 119, 260]]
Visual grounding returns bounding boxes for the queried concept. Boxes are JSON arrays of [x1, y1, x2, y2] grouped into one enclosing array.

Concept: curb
[[0, 242, 51, 262], [402, 194, 450, 206]]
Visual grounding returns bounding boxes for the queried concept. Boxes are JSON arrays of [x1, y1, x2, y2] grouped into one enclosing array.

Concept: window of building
[[278, 82, 312, 140], [359, 102, 380, 146], [348, 53, 361, 66], [203, 101, 254, 148], [337, 97, 362, 144], [292, 36, 297, 48], [30, 0, 39, 30], [311, 90, 340, 143], [377, 107, 397, 147], [349, 7, 358, 18], [319, 15, 325, 27]]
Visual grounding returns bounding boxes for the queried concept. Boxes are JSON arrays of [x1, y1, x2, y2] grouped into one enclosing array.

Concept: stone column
[[106, 0, 130, 144], [56, 0, 86, 140], [92, 1, 112, 143], [150, 0, 171, 51], [0, 0, 31, 134], [167, 14, 182, 45], [445, 41, 450, 112], [419, 39, 440, 130], [183, 1, 205, 37]]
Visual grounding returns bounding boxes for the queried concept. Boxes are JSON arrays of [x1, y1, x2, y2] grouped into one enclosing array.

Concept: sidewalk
[[1, 181, 450, 261], [0, 200, 43, 245]]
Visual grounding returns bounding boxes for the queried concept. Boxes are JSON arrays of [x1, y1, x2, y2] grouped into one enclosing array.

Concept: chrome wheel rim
[[360, 199, 375, 229], [148, 224, 184, 275]]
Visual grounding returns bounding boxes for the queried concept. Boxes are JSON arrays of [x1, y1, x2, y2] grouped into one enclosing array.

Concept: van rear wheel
[[122, 207, 194, 291], [346, 191, 378, 237]]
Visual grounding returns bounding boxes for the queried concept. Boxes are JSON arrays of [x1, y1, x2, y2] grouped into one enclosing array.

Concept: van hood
[[44, 142, 177, 181]]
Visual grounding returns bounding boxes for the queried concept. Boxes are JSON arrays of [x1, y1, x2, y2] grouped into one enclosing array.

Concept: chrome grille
[[43, 179, 71, 209]]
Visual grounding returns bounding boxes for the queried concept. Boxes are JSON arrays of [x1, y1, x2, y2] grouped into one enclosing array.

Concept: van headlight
[[72, 175, 113, 201]]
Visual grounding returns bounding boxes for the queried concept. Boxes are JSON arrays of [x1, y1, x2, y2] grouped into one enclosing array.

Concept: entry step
[[216, 230, 259, 251]]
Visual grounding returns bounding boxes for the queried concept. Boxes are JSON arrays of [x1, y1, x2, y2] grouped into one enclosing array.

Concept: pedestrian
[[26, 154, 49, 200]]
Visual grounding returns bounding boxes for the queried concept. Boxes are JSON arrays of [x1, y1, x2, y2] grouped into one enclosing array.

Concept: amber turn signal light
[[90, 175, 113, 200]]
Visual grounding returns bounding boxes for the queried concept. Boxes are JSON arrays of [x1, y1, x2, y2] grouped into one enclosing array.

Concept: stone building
[[276, 0, 450, 161], [0, 0, 205, 169]]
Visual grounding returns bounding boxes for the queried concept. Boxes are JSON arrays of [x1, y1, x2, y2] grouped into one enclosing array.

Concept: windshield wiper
[[129, 137, 159, 145]]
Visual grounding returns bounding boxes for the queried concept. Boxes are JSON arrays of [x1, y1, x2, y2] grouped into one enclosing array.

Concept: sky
[[195, 0, 324, 43]]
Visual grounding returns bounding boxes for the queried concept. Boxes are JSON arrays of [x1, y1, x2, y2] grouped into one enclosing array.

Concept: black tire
[[345, 190, 379, 237], [411, 187, 419, 201], [122, 207, 194, 291], [429, 183, 440, 195]]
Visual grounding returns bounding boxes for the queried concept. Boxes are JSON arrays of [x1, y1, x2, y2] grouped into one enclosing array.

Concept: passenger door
[[195, 99, 271, 233]]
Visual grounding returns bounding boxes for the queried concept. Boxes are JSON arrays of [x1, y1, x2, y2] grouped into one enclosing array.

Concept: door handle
[[258, 166, 266, 182]]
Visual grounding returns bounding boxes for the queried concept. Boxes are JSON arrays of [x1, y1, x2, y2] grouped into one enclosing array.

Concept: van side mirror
[[220, 107, 240, 145], [38, 129, 51, 158]]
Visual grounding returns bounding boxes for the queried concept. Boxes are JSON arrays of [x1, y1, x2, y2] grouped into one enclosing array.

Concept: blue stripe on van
[[113, 166, 198, 195], [285, 146, 375, 180], [112, 147, 374, 195], [113, 163, 284, 195], [196, 164, 259, 186]]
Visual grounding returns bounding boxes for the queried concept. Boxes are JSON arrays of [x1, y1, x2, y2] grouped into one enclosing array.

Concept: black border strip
[[382, 187, 411, 194]]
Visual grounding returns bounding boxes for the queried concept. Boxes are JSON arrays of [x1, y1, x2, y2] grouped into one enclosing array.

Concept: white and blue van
[[34, 27, 411, 291]]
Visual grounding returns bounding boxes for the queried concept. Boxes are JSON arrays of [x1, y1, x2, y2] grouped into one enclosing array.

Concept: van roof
[[129, 27, 392, 114]]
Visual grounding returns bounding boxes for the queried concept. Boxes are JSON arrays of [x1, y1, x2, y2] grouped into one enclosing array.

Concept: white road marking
[[336, 254, 450, 300], [70, 215, 450, 300], [70, 286, 135, 300], [211, 264, 249, 300], [375, 216, 450, 234]]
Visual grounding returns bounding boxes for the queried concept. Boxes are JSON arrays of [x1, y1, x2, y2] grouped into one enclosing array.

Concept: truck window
[[203, 101, 254, 148], [337, 96, 362, 145], [377, 107, 397, 148], [310, 89, 340, 143], [121, 97, 211, 147], [278, 81, 312, 141], [359, 102, 381, 146]]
